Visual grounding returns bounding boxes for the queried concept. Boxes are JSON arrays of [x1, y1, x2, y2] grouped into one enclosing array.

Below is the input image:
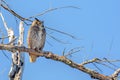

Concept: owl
[[27, 18, 46, 62]]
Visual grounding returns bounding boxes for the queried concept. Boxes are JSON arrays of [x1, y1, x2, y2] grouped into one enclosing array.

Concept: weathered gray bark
[[0, 13, 24, 80], [8, 21, 25, 80]]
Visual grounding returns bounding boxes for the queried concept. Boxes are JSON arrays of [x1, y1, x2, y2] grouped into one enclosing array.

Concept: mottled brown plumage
[[27, 18, 46, 62]]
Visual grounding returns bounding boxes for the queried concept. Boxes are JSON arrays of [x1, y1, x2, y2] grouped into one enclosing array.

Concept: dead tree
[[0, 1, 120, 80]]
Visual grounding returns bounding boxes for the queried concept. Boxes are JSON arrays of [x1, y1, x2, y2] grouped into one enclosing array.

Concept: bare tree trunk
[[0, 13, 25, 80], [8, 21, 25, 80]]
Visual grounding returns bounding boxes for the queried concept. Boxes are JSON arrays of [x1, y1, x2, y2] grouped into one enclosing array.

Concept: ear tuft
[[35, 18, 40, 21]]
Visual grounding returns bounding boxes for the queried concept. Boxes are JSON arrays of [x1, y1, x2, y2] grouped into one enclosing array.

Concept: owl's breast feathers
[[28, 25, 46, 50]]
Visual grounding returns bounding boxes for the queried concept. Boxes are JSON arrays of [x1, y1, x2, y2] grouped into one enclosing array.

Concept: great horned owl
[[27, 18, 46, 62]]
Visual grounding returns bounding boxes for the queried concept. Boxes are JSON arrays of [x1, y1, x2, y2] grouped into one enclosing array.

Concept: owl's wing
[[27, 26, 38, 49], [38, 28, 46, 50]]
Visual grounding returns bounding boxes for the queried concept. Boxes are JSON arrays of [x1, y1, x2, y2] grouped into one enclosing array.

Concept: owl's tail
[[29, 53, 37, 62]]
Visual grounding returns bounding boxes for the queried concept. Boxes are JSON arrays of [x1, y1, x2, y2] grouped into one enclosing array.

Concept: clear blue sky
[[0, 0, 120, 80]]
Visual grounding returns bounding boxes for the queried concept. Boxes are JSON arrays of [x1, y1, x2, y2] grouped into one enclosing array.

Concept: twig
[[95, 62, 116, 71], [7, 37, 17, 45], [98, 60, 120, 63], [0, 35, 9, 44], [47, 33, 70, 44], [80, 58, 116, 70], [65, 47, 83, 57], [81, 58, 100, 65], [81, 58, 120, 65], [0, 12, 9, 31], [1, 50, 10, 61], [62, 48, 66, 56], [103, 58, 119, 68], [27, 6, 80, 19], [0, 36, 9, 39], [92, 63, 103, 73], [111, 68, 120, 80], [46, 26, 79, 40]]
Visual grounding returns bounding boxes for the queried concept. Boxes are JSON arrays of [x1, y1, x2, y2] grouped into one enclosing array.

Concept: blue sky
[[0, 0, 120, 80]]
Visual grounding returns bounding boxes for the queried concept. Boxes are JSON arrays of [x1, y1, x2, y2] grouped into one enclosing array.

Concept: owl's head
[[32, 18, 44, 27]]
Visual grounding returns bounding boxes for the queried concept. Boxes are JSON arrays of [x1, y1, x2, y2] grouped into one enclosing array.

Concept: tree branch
[[1, 4, 31, 22], [111, 68, 120, 80], [0, 44, 112, 80], [80, 58, 100, 65], [27, 6, 80, 19]]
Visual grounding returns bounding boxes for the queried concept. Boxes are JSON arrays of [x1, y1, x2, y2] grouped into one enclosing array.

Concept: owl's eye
[[36, 22, 40, 26]]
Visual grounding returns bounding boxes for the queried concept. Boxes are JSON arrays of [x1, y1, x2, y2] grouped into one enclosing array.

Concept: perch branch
[[0, 44, 113, 80]]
